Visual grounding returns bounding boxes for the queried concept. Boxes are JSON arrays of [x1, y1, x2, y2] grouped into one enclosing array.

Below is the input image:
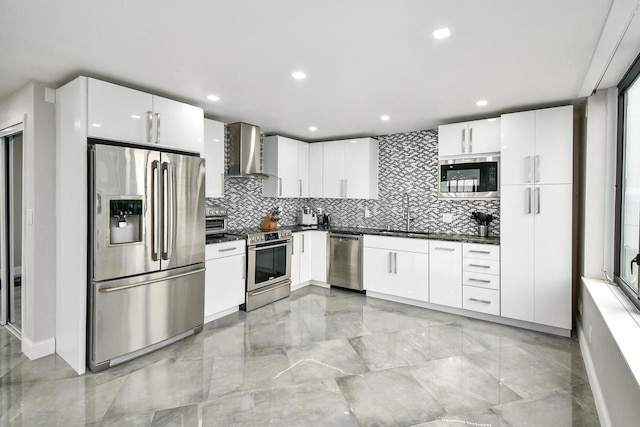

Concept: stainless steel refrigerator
[[88, 143, 205, 372]]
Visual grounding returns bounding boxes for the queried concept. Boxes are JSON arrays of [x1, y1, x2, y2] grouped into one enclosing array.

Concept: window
[[615, 53, 640, 311]]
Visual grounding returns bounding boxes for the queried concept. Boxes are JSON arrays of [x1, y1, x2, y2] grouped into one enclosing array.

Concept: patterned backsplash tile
[[207, 128, 500, 236]]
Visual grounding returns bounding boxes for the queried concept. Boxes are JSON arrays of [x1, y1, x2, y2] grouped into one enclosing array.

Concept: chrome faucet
[[402, 193, 413, 231]]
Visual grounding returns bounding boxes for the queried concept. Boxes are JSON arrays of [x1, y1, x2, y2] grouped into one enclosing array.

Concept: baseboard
[[365, 291, 571, 337], [204, 306, 239, 324], [577, 322, 611, 427], [291, 280, 330, 292], [22, 335, 56, 360]]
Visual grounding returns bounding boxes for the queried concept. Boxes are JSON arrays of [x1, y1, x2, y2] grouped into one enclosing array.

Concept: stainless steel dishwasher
[[328, 233, 363, 291]]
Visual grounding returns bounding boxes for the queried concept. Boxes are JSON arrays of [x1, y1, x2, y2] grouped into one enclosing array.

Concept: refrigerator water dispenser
[[109, 199, 142, 244]]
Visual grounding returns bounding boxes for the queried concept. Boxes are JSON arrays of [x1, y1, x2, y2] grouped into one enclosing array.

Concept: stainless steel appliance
[[226, 122, 267, 178], [242, 228, 292, 311], [297, 207, 318, 226], [328, 233, 363, 291], [205, 206, 229, 235], [88, 142, 205, 372], [438, 155, 499, 199]]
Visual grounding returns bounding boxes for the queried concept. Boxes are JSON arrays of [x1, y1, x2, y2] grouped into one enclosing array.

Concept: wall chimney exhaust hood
[[226, 122, 267, 178]]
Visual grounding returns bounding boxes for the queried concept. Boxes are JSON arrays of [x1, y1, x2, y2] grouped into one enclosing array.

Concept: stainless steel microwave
[[438, 156, 500, 199]]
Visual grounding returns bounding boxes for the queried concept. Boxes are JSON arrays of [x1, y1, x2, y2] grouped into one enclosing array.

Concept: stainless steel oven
[[438, 155, 500, 199], [205, 206, 228, 235], [243, 229, 292, 311]]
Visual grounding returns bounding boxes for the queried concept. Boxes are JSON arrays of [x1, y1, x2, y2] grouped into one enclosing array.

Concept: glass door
[[0, 125, 23, 336]]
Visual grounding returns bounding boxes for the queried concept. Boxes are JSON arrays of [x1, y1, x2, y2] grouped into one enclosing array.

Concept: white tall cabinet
[[500, 105, 573, 331], [204, 119, 225, 198], [322, 138, 378, 199]]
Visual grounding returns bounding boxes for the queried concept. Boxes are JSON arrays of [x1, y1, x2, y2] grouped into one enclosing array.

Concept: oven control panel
[[247, 229, 292, 244]]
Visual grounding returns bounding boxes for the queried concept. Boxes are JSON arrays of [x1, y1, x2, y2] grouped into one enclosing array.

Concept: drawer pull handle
[[219, 247, 236, 252], [469, 297, 492, 304], [469, 278, 491, 283], [469, 263, 491, 268], [435, 247, 455, 251], [469, 250, 491, 254]]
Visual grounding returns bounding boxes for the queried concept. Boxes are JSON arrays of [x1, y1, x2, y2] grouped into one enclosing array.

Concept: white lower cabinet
[[204, 241, 246, 320], [310, 231, 327, 282], [363, 236, 429, 302], [462, 243, 500, 315], [292, 232, 312, 287], [428, 241, 462, 308]]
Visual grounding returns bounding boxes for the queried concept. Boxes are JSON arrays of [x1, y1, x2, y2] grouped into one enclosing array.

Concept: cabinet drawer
[[463, 243, 500, 260], [206, 240, 246, 260], [462, 271, 500, 290], [364, 235, 429, 253], [463, 258, 499, 275], [463, 286, 500, 315]]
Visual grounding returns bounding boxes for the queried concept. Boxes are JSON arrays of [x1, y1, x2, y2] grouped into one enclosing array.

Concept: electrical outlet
[[442, 213, 453, 223], [364, 208, 371, 218]]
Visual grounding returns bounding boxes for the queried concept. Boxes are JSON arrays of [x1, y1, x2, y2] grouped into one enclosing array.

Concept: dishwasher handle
[[329, 233, 361, 241]]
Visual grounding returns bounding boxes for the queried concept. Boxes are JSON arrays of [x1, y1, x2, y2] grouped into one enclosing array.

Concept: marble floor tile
[[410, 355, 522, 414], [337, 367, 446, 426], [253, 380, 358, 426], [0, 373, 127, 426], [104, 357, 213, 419], [284, 338, 368, 383], [413, 408, 513, 427], [304, 312, 372, 341], [150, 404, 199, 427], [0, 285, 601, 427], [468, 345, 584, 398], [349, 329, 433, 370], [493, 388, 600, 427], [207, 347, 295, 398]]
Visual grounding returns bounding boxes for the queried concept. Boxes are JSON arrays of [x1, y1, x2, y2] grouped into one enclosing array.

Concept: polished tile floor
[[0, 286, 599, 426]]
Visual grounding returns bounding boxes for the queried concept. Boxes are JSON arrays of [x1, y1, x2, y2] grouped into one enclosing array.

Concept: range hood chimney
[[226, 122, 267, 178]]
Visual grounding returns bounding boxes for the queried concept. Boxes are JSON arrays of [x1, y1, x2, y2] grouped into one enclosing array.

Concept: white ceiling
[[0, 0, 638, 140]]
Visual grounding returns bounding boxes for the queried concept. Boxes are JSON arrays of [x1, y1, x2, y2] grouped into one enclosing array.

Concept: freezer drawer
[[90, 264, 204, 371]]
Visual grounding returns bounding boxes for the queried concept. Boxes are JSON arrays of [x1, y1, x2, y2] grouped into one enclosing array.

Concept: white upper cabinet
[[501, 106, 573, 186], [438, 118, 500, 157], [152, 95, 204, 154], [88, 78, 153, 144], [262, 136, 309, 198], [87, 78, 204, 154], [322, 138, 378, 199], [309, 143, 323, 197], [204, 119, 225, 198]]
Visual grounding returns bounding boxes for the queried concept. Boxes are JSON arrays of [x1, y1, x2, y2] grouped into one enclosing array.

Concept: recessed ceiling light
[[213, 138, 220, 142], [292, 71, 307, 80], [476, 100, 488, 107], [92, 123, 102, 127], [207, 94, 221, 102], [380, 115, 390, 121], [487, 118, 497, 122], [131, 115, 141, 119], [433, 27, 451, 40], [308, 126, 317, 131]]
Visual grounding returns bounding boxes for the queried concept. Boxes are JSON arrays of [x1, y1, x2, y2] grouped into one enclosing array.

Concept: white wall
[[0, 80, 56, 359]]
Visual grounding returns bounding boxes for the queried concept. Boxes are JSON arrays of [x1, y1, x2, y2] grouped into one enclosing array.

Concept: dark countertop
[[205, 233, 246, 245], [283, 225, 500, 245]]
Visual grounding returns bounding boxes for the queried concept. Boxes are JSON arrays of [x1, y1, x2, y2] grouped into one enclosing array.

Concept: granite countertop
[[205, 233, 246, 245], [205, 225, 500, 245], [283, 225, 500, 245]]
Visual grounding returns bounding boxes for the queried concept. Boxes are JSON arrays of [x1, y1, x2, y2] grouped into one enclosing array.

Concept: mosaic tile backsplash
[[207, 129, 500, 236]]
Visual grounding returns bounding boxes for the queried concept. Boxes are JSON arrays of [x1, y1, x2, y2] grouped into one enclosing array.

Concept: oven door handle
[[249, 241, 291, 251]]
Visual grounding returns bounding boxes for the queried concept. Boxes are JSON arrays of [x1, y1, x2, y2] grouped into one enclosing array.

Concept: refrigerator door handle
[[151, 160, 160, 261], [161, 162, 172, 260]]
